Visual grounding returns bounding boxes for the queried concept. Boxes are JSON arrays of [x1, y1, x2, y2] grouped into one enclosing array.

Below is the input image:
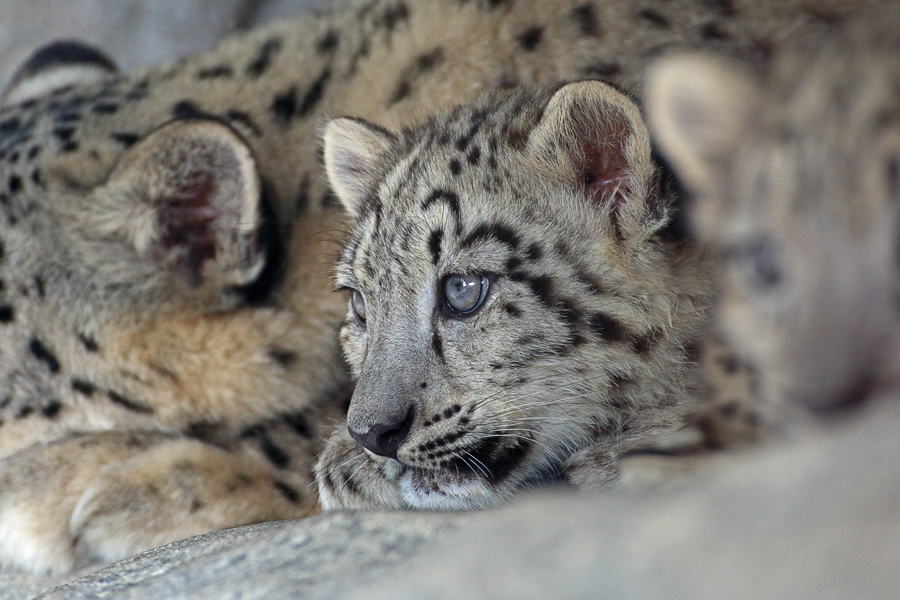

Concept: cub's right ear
[[323, 117, 397, 218], [645, 52, 761, 208]]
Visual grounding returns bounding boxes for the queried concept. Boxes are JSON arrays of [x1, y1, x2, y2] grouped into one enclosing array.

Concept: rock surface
[[18, 400, 900, 600], [37, 512, 462, 600], [350, 402, 900, 600]]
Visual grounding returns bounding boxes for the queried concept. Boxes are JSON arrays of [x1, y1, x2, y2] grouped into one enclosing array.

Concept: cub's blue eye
[[351, 289, 367, 323], [444, 274, 488, 314]]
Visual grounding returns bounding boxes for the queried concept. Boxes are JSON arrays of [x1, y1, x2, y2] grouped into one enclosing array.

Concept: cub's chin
[[396, 466, 503, 511]]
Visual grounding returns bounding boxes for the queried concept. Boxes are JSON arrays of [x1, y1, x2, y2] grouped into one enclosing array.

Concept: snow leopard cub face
[[319, 81, 707, 509]]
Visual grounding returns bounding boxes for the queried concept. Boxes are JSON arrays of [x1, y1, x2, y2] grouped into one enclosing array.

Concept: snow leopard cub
[[315, 80, 713, 510], [647, 4, 900, 413]]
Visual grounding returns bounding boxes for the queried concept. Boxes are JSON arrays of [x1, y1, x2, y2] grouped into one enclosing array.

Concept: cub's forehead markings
[[421, 189, 462, 234]]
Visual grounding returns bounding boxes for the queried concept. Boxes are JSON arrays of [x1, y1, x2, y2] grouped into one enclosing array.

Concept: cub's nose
[[348, 405, 416, 459]]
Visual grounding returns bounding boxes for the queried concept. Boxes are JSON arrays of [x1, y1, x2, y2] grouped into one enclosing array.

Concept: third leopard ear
[[645, 53, 762, 242]]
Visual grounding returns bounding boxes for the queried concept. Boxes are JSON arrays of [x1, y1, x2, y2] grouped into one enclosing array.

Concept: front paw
[[0, 431, 170, 573], [315, 426, 405, 510], [70, 437, 312, 566]]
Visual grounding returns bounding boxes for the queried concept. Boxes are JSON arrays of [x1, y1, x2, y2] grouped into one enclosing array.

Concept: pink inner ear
[[580, 136, 631, 205], [160, 172, 219, 287]]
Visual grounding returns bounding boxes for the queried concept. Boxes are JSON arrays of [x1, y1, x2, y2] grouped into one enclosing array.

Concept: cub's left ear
[[525, 81, 665, 242], [91, 119, 265, 290], [323, 117, 397, 218]]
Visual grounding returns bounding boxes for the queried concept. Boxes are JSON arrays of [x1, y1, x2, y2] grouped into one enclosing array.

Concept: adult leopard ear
[[3, 40, 118, 105], [645, 53, 762, 238], [524, 80, 665, 242], [87, 119, 266, 290], [323, 117, 397, 218]]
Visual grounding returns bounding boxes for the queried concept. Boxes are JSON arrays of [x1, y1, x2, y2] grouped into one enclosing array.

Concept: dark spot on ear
[[517, 26, 543, 51]]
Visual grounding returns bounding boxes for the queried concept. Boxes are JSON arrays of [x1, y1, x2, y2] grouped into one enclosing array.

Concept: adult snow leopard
[[0, 0, 873, 573]]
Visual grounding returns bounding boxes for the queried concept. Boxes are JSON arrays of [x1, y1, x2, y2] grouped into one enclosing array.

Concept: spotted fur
[[313, 81, 714, 509], [0, 0, 874, 573], [647, 3, 900, 418]]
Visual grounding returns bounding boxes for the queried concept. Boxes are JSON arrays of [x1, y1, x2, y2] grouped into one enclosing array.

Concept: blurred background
[[0, 0, 335, 86]]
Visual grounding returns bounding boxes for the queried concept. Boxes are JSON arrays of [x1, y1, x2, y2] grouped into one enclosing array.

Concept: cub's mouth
[[391, 435, 539, 510]]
